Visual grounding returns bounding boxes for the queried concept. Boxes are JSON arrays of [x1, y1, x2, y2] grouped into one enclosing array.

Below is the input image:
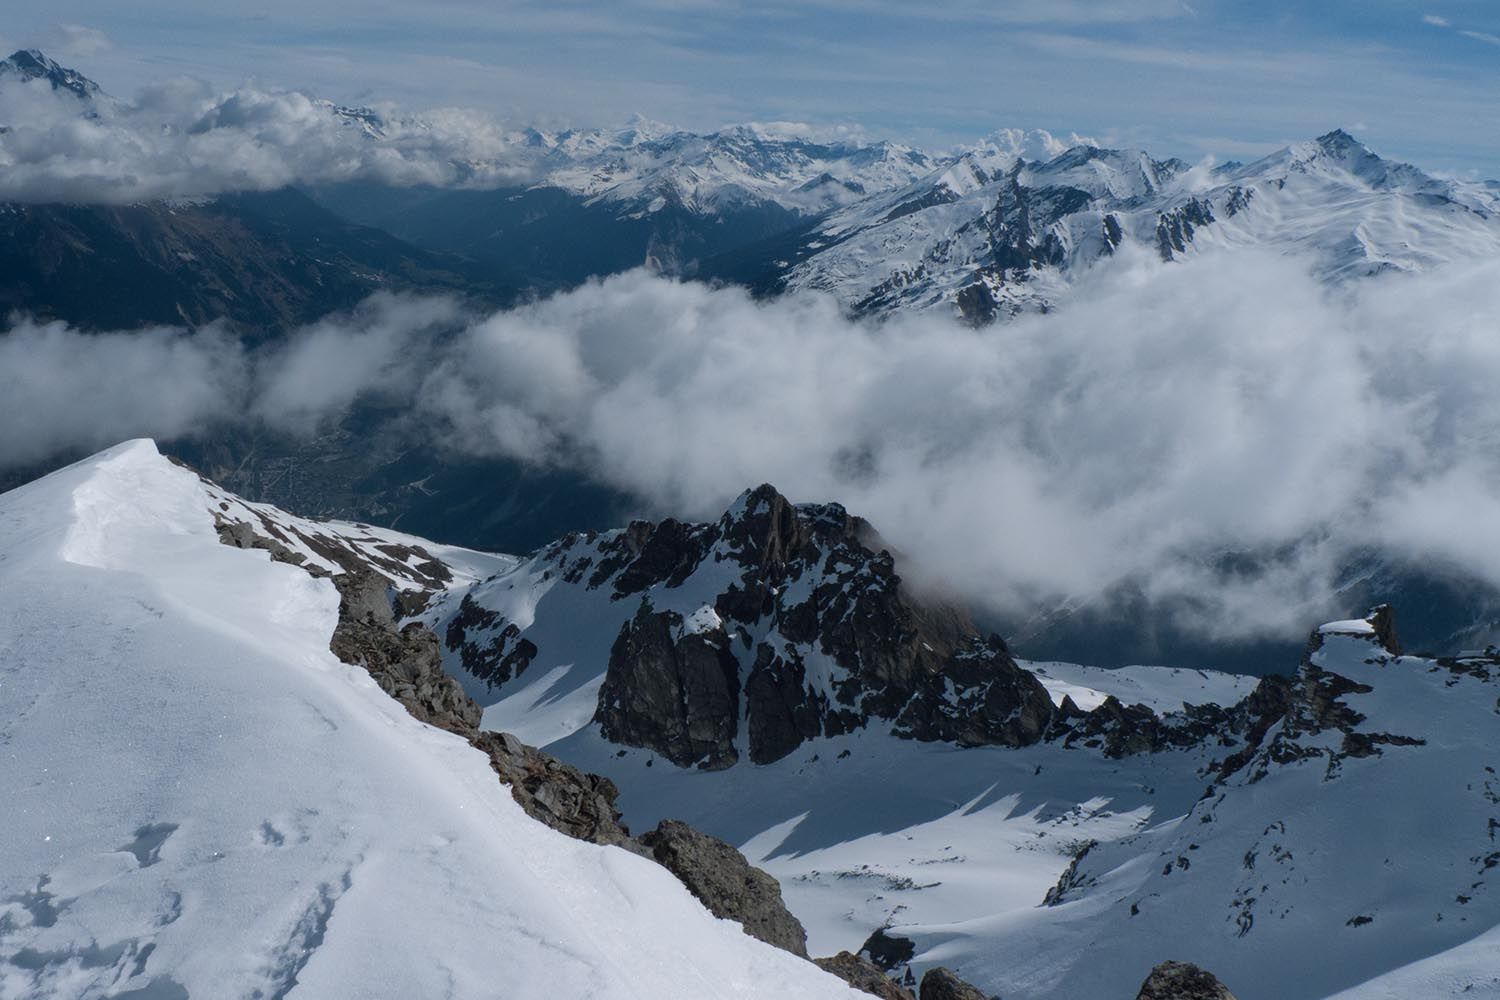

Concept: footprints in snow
[[1, 823, 186, 996]]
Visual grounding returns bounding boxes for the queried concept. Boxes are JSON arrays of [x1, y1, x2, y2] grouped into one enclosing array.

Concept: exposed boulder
[[473, 731, 631, 847], [1135, 960, 1237, 1000], [918, 966, 991, 1000], [635, 819, 809, 956], [214, 516, 309, 569], [814, 952, 913, 1000]]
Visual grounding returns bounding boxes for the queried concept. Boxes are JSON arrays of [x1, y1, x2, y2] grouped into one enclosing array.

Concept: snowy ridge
[[782, 129, 1500, 320], [0, 441, 853, 999], [533, 122, 941, 216], [1024, 661, 1258, 715]]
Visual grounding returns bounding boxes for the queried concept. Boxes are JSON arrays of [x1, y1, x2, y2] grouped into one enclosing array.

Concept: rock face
[[1230, 605, 1425, 782], [440, 483, 1056, 767], [328, 570, 481, 736], [597, 605, 741, 769], [813, 952, 913, 1000], [635, 819, 809, 956], [918, 967, 991, 1000], [473, 731, 630, 846], [1135, 961, 1237, 1000]]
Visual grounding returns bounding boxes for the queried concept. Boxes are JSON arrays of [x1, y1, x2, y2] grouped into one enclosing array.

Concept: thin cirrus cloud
[[9, 250, 1500, 640]]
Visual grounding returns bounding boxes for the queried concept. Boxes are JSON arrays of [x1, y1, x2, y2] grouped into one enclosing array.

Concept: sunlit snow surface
[[0, 441, 853, 1000], [447, 534, 1500, 998]]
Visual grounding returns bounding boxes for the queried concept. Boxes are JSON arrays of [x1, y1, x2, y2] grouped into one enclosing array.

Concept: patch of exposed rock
[[1135, 960, 1237, 1000], [473, 731, 630, 846], [860, 927, 917, 972], [598, 604, 741, 770], [1234, 605, 1425, 782], [813, 952, 912, 1000], [329, 570, 481, 736], [636, 819, 808, 956], [918, 966, 992, 1000]]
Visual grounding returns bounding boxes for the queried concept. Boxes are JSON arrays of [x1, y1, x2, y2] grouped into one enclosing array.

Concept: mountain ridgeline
[[6, 49, 1500, 331]]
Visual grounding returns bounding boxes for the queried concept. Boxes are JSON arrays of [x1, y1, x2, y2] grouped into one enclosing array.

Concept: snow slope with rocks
[[0, 441, 855, 1000], [424, 483, 1500, 999], [7, 445, 1499, 1000]]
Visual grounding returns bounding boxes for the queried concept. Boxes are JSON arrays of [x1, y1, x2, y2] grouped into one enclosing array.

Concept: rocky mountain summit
[[432, 483, 1058, 767]]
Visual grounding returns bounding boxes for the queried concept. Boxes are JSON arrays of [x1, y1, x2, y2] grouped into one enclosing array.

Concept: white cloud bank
[[0, 70, 544, 203], [7, 250, 1500, 637]]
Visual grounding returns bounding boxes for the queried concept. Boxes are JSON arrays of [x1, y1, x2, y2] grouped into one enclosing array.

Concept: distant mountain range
[[7, 48, 1498, 327]]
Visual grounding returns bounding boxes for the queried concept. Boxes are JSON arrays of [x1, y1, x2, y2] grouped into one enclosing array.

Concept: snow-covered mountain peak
[[1024, 144, 1187, 201], [1241, 128, 1442, 195], [0, 48, 102, 100]]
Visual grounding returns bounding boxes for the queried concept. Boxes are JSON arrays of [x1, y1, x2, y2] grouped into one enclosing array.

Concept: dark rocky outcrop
[[443, 593, 537, 688], [894, 634, 1053, 748], [597, 605, 741, 769], [918, 966, 991, 1000], [1135, 960, 1237, 1000], [635, 819, 808, 956], [328, 570, 481, 736], [1238, 605, 1424, 779], [473, 731, 630, 846], [814, 952, 913, 1000]]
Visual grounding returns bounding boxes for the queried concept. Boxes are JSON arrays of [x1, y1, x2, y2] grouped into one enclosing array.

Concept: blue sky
[[8, 1, 1500, 176]]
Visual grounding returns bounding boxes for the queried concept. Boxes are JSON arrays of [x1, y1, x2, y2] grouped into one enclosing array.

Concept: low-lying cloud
[[8, 249, 1500, 641]]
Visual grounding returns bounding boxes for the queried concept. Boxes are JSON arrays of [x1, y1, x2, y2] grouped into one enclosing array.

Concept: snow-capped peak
[[0, 48, 103, 100]]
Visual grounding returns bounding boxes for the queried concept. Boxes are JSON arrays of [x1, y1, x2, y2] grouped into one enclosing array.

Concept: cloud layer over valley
[[8, 249, 1500, 641]]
